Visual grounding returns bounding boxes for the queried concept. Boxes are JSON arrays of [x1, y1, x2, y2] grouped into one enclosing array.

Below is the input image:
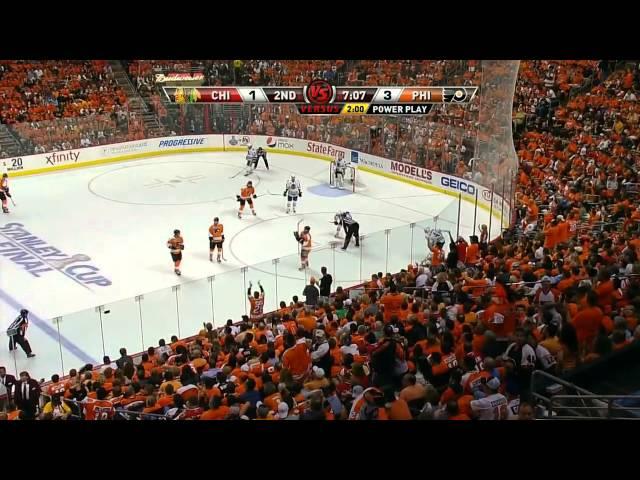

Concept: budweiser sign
[[155, 73, 205, 83]]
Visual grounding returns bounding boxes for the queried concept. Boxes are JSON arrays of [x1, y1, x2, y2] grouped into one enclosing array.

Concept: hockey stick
[[8, 195, 16, 207], [229, 168, 246, 179], [256, 191, 282, 198]]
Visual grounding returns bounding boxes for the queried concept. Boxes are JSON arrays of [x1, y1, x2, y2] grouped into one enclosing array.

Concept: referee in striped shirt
[[339, 211, 360, 250]]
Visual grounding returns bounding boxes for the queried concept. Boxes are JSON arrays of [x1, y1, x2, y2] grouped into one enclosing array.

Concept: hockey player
[[245, 144, 258, 176], [256, 147, 269, 170], [248, 280, 265, 322], [237, 181, 257, 218], [334, 211, 359, 250], [333, 157, 348, 189], [0, 173, 10, 214], [167, 229, 184, 276], [283, 175, 302, 214], [294, 225, 312, 270], [208, 217, 225, 262]]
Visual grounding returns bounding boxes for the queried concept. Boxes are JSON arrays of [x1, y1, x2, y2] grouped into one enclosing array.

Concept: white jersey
[[246, 147, 257, 161], [424, 227, 445, 249], [334, 158, 348, 174], [285, 179, 302, 197], [470, 393, 508, 420], [506, 397, 520, 420]]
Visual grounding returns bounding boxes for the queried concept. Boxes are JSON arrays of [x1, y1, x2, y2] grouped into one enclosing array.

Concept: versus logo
[[228, 135, 251, 146], [266, 137, 277, 147], [440, 177, 476, 195], [306, 142, 345, 160], [482, 189, 493, 201], [0, 223, 111, 289], [158, 138, 205, 148], [45, 151, 80, 166], [390, 161, 433, 182]]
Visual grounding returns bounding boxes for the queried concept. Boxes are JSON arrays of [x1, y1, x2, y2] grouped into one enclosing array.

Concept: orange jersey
[[209, 224, 224, 241], [249, 294, 265, 318], [240, 186, 255, 199], [300, 232, 312, 250], [48, 381, 66, 397], [84, 399, 115, 420], [282, 341, 311, 378], [167, 236, 184, 253]]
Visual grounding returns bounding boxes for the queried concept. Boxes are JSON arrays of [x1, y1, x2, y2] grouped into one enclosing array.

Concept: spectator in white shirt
[[415, 267, 431, 290], [470, 377, 508, 420]]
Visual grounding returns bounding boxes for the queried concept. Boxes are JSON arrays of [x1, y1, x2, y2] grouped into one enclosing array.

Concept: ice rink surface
[[0, 151, 495, 378]]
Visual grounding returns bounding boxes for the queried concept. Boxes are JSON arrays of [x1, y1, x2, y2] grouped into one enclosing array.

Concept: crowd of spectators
[[0, 60, 142, 154], [3, 59, 640, 421]]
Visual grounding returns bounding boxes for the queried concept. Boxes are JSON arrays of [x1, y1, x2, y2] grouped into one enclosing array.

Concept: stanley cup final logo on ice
[[0, 222, 111, 290]]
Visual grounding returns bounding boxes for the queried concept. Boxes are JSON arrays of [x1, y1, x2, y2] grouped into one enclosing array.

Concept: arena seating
[[0, 60, 138, 153]]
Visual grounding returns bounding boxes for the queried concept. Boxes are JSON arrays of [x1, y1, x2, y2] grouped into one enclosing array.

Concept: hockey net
[[329, 161, 363, 192]]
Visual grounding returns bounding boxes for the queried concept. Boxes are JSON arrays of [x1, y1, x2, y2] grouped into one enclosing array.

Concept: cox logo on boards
[[390, 161, 433, 182], [228, 135, 251, 146], [276, 139, 294, 149], [440, 176, 476, 195]]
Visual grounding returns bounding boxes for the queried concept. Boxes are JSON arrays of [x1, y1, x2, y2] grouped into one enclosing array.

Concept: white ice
[[0, 152, 496, 380]]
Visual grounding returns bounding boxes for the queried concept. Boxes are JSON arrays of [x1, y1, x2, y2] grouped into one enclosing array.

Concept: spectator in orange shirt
[[571, 290, 603, 350], [380, 283, 405, 323]]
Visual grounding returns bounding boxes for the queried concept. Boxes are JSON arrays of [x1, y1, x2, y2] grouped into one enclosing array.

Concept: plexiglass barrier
[[0, 190, 510, 379]]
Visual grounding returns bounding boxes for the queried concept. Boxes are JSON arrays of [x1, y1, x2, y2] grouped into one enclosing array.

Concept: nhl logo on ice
[[304, 79, 334, 105]]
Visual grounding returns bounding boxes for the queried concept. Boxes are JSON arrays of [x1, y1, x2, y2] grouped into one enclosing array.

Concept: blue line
[[0, 288, 98, 365]]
